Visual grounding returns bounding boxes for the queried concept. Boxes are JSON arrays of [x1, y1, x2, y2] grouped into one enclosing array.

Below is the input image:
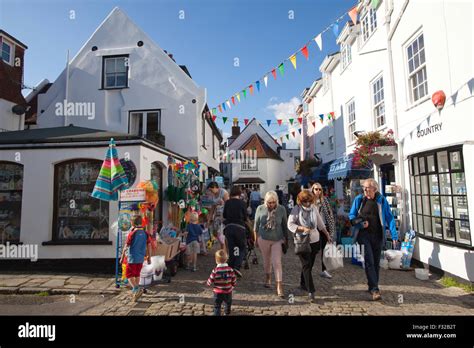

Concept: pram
[[243, 221, 258, 269]]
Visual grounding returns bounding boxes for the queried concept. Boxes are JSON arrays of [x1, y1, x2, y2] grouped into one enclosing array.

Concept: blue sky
[[1, 0, 355, 145]]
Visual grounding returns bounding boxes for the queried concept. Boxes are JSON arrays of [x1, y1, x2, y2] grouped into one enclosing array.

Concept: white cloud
[[266, 96, 301, 148], [268, 96, 279, 103]]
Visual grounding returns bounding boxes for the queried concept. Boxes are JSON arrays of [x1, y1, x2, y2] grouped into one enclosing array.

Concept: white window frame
[[103, 55, 129, 89], [405, 32, 428, 105], [371, 74, 385, 129], [129, 110, 161, 137], [361, 8, 377, 43], [1, 39, 13, 65], [341, 43, 352, 70], [346, 99, 356, 144]]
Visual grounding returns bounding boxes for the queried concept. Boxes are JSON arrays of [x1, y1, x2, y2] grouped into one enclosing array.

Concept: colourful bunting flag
[[212, 115, 217, 122], [264, 75, 268, 87], [327, 113, 332, 121], [266, 120, 271, 127], [278, 63, 284, 76], [231, 96, 235, 105], [289, 118, 294, 125], [243, 89, 247, 98], [222, 102, 226, 111], [330, 111, 335, 119], [298, 128, 302, 135], [301, 45, 309, 60], [236, 93, 241, 102], [290, 55, 297, 70], [277, 119, 282, 126], [371, 0, 381, 9], [319, 114, 324, 123], [218, 105, 222, 113], [286, 134, 289, 140], [348, 6, 358, 26], [256, 81, 260, 92], [272, 69, 277, 80], [332, 23, 339, 38], [226, 100, 231, 109], [312, 121, 316, 128], [315, 33, 322, 51], [297, 117, 303, 124], [292, 131, 296, 138], [249, 85, 254, 95], [223, 117, 228, 124], [244, 118, 249, 126], [212, 108, 217, 115]]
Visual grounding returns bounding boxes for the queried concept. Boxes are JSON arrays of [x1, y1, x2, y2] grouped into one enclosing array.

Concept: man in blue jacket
[[349, 178, 398, 301]]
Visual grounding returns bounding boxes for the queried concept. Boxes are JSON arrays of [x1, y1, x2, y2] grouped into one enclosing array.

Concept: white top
[[287, 205, 326, 243]]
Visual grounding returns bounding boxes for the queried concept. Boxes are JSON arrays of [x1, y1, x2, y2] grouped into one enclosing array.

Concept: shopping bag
[[385, 249, 403, 269], [323, 243, 344, 271]]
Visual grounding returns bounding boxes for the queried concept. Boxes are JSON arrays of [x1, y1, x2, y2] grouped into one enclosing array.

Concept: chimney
[[231, 118, 240, 138]]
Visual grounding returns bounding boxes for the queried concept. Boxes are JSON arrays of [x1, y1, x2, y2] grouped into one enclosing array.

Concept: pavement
[[0, 244, 473, 316]]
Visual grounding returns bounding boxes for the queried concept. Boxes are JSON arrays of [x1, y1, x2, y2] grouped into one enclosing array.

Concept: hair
[[311, 182, 324, 204], [296, 189, 315, 205], [275, 185, 279, 190], [215, 249, 228, 263], [264, 191, 279, 206], [207, 181, 219, 189], [230, 186, 242, 197], [132, 215, 143, 227], [363, 178, 379, 191], [189, 212, 199, 224]]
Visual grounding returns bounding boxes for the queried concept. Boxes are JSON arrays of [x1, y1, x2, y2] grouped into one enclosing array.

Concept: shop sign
[[120, 188, 146, 202], [417, 123, 442, 138]]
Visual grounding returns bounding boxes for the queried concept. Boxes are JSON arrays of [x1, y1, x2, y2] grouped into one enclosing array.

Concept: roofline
[[0, 30, 28, 49], [238, 133, 283, 161], [320, 51, 340, 73]]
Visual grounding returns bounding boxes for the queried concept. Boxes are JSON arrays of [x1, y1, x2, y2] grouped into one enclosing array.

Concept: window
[[102, 55, 128, 89], [372, 76, 385, 128], [361, 8, 377, 42], [341, 43, 352, 69], [212, 136, 215, 159], [54, 160, 109, 241], [129, 110, 161, 137], [1, 40, 12, 65], [329, 135, 334, 151], [241, 158, 258, 171], [0, 162, 23, 244], [409, 147, 471, 246], [346, 100, 356, 143], [407, 33, 428, 103]]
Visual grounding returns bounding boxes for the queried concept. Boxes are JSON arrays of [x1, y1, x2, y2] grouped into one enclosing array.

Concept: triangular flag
[[348, 6, 358, 26], [298, 128, 302, 134], [212, 115, 217, 122], [289, 118, 294, 125], [223, 117, 228, 124], [468, 78, 474, 94], [278, 63, 284, 76], [277, 119, 283, 126], [332, 23, 339, 38], [451, 91, 458, 105], [272, 69, 277, 80], [226, 100, 231, 109], [249, 85, 254, 95], [290, 55, 297, 70], [218, 105, 223, 113], [266, 120, 271, 127], [371, 0, 381, 9], [243, 89, 247, 98], [244, 118, 249, 126], [327, 113, 332, 121], [312, 121, 316, 128], [256, 81, 260, 92], [315, 33, 322, 51], [301, 45, 309, 60], [212, 108, 217, 115], [297, 117, 303, 124], [292, 131, 296, 138], [231, 96, 235, 105], [330, 111, 335, 119], [319, 114, 324, 123], [236, 93, 241, 102], [286, 134, 289, 140], [264, 75, 268, 87], [222, 102, 226, 111]]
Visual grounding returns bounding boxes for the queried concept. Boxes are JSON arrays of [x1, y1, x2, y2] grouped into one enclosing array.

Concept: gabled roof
[[230, 118, 279, 150], [239, 133, 283, 161], [0, 30, 28, 49]]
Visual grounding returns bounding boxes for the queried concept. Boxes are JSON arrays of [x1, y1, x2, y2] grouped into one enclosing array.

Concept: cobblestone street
[[1, 245, 472, 316]]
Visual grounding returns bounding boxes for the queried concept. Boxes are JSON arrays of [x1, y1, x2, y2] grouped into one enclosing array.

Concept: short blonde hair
[[190, 212, 199, 223], [215, 249, 228, 263], [264, 191, 279, 206], [363, 178, 379, 191]]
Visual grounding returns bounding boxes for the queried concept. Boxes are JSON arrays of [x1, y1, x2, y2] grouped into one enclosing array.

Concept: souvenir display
[[0, 163, 23, 244]]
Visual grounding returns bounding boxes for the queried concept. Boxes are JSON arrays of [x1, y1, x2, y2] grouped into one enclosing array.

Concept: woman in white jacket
[[288, 189, 332, 303]]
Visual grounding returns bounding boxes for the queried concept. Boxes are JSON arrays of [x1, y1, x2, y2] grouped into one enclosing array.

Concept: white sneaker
[[320, 270, 332, 279]]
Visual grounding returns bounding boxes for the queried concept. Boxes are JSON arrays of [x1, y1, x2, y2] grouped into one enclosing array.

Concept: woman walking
[[311, 183, 336, 279], [254, 191, 289, 298], [288, 190, 333, 303]]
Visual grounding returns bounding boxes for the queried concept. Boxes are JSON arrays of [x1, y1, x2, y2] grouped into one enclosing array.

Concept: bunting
[[289, 119, 294, 125], [236, 93, 241, 102], [297, 117, 303, 124], [332, 23, 339, 38], [291, 131, 296, 138], [278, 63, 285, 76], [277, 119, 283, 126], [249, 85, 254, 95], [348, 6, 358, 26], [222, 102, 226, 111], [256, 81, 260, 92], [319, 114, 324, 123], [212, 108, 217, 115], [218, 105, 222, 113], [264, 75, 268, 87], [298, 128, 302, 135], [315, 33, 322, 51], [272, 69, 277, 80], [290, 55, 297, 70], [301, 45, 309, 60], [231, 96, 235, 105], [212, 115, 217, 122], [243, 89, 247, 98], [312, 121, 316, 128], [244, 118, 249, 126], [286, 134, 289, 140], [226, 100, 231, 109], [266, 120, 271, 127], [223, 117, 228, 124]]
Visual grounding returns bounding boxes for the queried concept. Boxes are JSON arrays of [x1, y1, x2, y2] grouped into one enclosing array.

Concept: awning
[[233, 177, 265, 184], [310, 160, 334, 182], [327, 154, 373, 180]]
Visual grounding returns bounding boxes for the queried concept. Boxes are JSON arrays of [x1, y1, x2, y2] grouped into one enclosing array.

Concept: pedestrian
[[120, 215, 151, 302], [349, 178, 398, 301], [254, 191, 289, 298], [185, 212, 203, 272], [207, 249, 237, 316], [288, 190, 333, 303], [275, 185, 284, 205], [249, 186, 261, 220], [206, 181, 229, 249], [223, 186, 249, 278], [311, 182, 336, 279]]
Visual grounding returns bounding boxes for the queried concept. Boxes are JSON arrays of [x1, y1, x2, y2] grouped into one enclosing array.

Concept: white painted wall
[[0, 99, 23, 131]]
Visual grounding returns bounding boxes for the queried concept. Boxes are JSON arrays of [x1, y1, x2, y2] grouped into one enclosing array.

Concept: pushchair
[[243, 221, 258, 269]]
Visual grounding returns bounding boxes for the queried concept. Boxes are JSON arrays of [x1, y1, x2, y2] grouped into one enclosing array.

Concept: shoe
[[320, 270, 333, 279], [234, 269, 242, 278], [372, 290, 382, 301], [133, 288, 144, 302], [276, 282, 284, 298], [308, 293, 315, 303]]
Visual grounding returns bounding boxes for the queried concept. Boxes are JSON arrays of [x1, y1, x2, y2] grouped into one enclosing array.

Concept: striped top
[[207, 263, 236, 294]]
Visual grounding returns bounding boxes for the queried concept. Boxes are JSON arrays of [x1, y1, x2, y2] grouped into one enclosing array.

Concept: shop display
[[0, 163, 23, 244], [385, 183, 402, 242]]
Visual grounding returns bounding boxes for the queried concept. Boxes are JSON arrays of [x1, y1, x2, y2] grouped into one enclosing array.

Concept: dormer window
[[1, 40, 13, 65], [361, 8, 377, 42], [102, 55, 129, 89]]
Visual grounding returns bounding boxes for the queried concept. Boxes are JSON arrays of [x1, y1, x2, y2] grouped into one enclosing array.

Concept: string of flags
[[209, 1, 380, 117]]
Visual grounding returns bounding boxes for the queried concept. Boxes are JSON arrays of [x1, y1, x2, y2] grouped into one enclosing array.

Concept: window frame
[[361, 8, 377, 43], [346, 99, 356, 144], [128, 109, 162, 137], [341, 42, 352, 71], [1, 39, 13, 65], [101, 55, 129, 89], [405, 32, 428, 104], [241, 157, 258, 171], [371, 74, 385, 129]]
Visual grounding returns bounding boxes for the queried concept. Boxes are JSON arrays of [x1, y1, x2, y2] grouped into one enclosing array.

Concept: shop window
[[53, 159, 109, 241], [409, 146, 471, 246], [0, 162, 23, 244]]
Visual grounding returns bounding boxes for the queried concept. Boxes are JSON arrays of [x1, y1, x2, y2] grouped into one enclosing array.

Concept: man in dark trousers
[[275, 185, 284, 205]]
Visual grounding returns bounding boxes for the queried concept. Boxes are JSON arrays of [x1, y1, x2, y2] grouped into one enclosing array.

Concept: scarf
[[299, 205, 315, 229], [265, 206, 277, 230]]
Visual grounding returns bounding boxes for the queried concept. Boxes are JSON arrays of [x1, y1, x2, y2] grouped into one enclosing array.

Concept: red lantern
[[432, 90, 446, 111]]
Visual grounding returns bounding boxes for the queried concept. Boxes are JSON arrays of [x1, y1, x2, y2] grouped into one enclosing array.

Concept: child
[[185, 212, 203, 271], [121, 215, 151, 302], [199, 213, 209, 256], [207, 249, 236, 316]]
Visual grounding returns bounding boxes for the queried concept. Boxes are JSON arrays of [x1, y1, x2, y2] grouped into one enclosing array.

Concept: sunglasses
[[312, 188, 322, 191]]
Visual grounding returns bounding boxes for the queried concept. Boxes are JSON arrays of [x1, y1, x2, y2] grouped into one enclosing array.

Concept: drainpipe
[[386, 0, 410, 236]]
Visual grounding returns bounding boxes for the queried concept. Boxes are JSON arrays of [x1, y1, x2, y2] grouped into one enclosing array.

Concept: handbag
[[281, 239, 288, 254], [294, 232, 311, 255]]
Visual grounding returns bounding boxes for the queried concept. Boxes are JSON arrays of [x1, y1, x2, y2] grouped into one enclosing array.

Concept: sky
[[1, 0, 356, 147]]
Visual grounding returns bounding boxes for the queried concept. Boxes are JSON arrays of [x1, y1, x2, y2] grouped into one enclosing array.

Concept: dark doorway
[[380, 163, 395, 196]]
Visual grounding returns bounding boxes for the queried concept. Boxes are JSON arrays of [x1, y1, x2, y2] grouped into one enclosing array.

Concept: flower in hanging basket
[[352, 129, 396, 167]]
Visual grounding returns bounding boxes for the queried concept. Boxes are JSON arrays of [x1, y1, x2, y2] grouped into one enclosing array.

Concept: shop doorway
[[380, 163, 395, 197], [151, 162, 165, 232]]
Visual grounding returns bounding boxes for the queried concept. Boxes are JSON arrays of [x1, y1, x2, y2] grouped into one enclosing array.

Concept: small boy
[[121, 215, 151, 302], [207, 249, 236, 316], [185, 212, 203, 271]]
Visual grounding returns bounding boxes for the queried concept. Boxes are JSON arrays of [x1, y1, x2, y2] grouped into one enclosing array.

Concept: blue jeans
[[223, 224, 247, 271], [357, 231, 383, 292], [213, 292, 232, 316], [250, 201, 260, 220]]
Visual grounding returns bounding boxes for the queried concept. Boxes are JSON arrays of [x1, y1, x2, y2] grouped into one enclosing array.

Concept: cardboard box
[[154, 238, 180, 261]]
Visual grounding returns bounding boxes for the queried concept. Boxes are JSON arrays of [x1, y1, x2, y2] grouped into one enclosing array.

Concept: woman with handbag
[[253, 191, 289, 298], [311, 183, 336, 279], [288, 190, 333, 303]]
